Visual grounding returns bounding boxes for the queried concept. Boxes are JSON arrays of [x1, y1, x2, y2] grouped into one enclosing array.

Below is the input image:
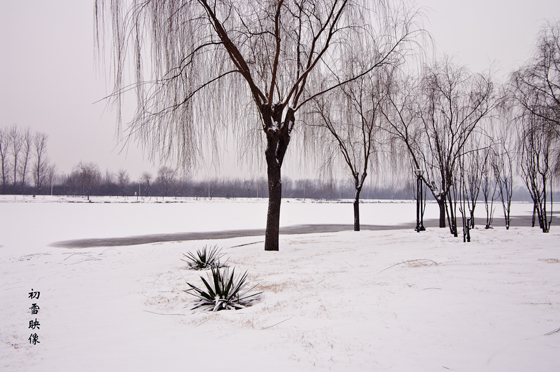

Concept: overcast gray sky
[[1, 0, 559, 181]]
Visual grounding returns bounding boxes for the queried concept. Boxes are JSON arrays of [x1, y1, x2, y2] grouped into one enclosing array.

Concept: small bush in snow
[[185, 267, 261, 311], [182, 245, 225, 270]]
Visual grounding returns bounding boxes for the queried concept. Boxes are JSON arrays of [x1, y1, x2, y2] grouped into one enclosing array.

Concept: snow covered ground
[[1, 195, 559, 371]]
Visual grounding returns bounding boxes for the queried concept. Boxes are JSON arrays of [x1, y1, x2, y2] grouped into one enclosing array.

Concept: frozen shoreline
[[50, 215, 545, 248]]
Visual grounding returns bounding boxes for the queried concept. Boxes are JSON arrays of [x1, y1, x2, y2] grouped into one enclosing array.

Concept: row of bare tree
[[0, 125, 54, 195], [94, 1, 558, 249], [306, 22, 560, 238]]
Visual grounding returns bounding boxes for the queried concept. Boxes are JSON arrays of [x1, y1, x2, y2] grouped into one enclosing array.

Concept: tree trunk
[[448, 200, 458, 237], [437, 198, 446, 228], [469, 209, 475, 229], [353, 189, 361, 231], [262, 104, 293, 251], [265, 147, 282, 251]]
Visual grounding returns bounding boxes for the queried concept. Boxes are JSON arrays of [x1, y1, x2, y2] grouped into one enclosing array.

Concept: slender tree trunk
[[353, 189, 361, 231], [449, 206, 458, 237], [445, 187, 458, 237], [484, 190, 494, 229]]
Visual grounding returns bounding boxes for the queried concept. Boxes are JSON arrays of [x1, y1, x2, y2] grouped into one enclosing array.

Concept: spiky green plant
[[185, 267, 261, 311], [182, 245, 225, 270]]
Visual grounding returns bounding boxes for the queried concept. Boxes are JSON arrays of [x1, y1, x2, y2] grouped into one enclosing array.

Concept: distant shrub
[[185, 267, 261, 311], [182, 245, 225, 270]]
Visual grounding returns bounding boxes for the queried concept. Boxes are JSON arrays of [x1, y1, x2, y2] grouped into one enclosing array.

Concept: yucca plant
[[182, 245, 225, 270], [185, 267, 261, 311]]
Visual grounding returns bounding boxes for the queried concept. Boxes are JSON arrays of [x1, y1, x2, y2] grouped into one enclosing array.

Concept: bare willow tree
[[457, 139, 489, 241], [383, 59, 495, 235], [492, 141, 514, 229], [457, 128, 492, 237], [511, 21, 560, 233], [308, 65, 393, 231], [95, 0, 419, 250], [421, 60, 496, 236], [489, 100, 516, 230]]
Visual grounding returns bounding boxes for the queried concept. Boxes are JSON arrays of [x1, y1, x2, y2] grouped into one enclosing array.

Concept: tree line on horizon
[[0, 135, 544, 203], [30, 161, 419, 200]]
